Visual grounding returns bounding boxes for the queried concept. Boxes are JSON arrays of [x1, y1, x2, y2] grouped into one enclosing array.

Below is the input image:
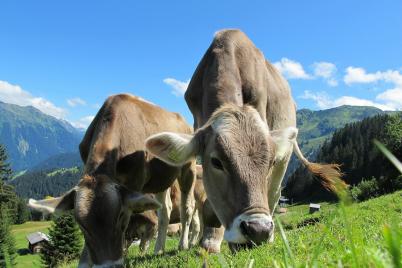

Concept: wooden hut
[[27, 232, 49, 254], [309, 203, 321, 214]]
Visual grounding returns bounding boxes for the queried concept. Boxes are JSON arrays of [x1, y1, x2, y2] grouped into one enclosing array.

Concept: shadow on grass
[[17, 248, 31, 256], [296, 217, 321, 228], [127, 249, 182, 265]]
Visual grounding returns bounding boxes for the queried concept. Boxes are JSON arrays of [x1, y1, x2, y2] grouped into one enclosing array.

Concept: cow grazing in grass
[[146, 29, 343, 252], [125, 167, 207, 252], [28, 94, 196, 267]]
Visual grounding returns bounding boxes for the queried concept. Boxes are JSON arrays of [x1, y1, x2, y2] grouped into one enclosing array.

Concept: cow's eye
[[211, 157, 224, 170]]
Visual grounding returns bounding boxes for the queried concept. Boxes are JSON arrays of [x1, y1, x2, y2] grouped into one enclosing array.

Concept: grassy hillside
[[10, 166, 82, 199], [43, 191, 402, 268], [285, 105, 386, 180], [123, 191, 401, 267], [11, 221, 51, 268]]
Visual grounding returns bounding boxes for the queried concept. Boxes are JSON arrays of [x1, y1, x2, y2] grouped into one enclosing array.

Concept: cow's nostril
[[240, 220, 272, 245], [240, 221, 250, 236]]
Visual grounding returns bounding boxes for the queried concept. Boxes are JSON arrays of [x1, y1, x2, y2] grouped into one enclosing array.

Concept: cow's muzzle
[[224, 213, 273, 245], [240, 217, 273, 244]]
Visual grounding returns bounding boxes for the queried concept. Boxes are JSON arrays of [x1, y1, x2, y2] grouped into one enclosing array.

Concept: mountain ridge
[[0, 101, 83, 171]]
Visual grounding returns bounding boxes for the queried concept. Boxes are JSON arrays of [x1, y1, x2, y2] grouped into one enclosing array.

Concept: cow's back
[[80, 94, 193, 192], [185, 29, 296, 131]]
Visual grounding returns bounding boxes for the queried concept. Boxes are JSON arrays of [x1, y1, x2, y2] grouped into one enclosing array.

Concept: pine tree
[[0, 205, 17, 267], [15, 199, 30, 224], [0, 145, 11, 182], [41, 213, 82, 267], [0, 144, 20, 224]]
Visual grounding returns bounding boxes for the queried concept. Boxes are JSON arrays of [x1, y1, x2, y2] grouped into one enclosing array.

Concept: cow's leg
[[139, 237, 151, 252], [200, 226, 225, 253], [140, 224, 157, 252], [154, 189, 172, 254], [189, 208, 201, 247], [267, 154, 292, 243], [78, 244, 92, 268], [178, 161, 196, 250]]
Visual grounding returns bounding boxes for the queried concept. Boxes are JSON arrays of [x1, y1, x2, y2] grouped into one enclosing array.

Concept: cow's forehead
[[76, 181, 121, 218], [210, 105, 269, 137], [208, 106, 274, 169]]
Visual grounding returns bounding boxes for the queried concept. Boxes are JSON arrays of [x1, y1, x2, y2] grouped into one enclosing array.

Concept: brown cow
[[125, 210, 158, 252], [146, 29, 343, 251], [28, 94, 197, 267], [125, 167, 206, 252]]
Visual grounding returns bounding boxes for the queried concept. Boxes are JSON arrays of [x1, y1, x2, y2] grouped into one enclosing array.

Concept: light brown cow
[[28, 94, 197, 267], [125, 167, 206, 252], [146, 29, 343, 251]]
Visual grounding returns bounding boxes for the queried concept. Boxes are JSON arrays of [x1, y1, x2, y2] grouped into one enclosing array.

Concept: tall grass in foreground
[[202, 141, 401, 268], [260, 141, 401, 268]]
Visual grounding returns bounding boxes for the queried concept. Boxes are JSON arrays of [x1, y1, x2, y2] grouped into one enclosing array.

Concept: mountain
[[0, 101, 83, 171], [29, 152, 83, 172], [285, 105, 387, 180], [285, 112, 402, 202], [10, 166, 83, 199]]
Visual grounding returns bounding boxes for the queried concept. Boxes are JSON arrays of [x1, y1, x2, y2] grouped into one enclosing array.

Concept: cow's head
[[146, 104, 297, 246], [28, 174, 160, 267]]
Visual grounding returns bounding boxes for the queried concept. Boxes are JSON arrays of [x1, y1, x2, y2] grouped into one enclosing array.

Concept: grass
[[11, 191, 401, 267], [122, 191, 401, 267], [46, 166, 80, 177], [11, 221, 51, 268]]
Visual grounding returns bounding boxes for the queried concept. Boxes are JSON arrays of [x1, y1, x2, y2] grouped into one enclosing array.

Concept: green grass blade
[[383, 223, 401, 268], [374, 140, 402, 173], [276, 218, 296, 268]]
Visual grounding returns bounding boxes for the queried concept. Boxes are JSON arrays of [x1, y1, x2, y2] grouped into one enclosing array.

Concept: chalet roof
[[309, 203, 321, 209], [27, 232, 49, 245]]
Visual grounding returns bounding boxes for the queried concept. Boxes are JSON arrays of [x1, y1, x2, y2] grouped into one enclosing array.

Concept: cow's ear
[[271, 127, 298, 161], [145, 132, 198, 166], [28, 188, 76, 214], [125, 192, 161, 213]]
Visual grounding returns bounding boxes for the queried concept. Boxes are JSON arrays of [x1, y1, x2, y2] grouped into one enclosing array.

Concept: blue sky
[[1, 1, 401, 128]]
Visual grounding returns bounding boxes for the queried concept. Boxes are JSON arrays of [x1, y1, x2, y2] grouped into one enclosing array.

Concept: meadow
[[123, 191, 401, 267], [15, 190, 399, 268], [11, 221, 51, 268]]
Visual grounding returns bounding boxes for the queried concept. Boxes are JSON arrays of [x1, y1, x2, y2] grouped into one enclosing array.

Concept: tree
[[0, 205, 17, 267], [286, 113, 402, 202], [41, 213, 82, 267], [0, 145, 11, 182], [15, 199, 30, 224], [0, 144, 19, 224]]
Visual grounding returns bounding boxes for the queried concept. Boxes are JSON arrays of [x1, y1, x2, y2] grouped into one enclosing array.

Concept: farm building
[[27, 232, 49, 254], [309, 203, 321, 214], [279, 196, 290, 207]]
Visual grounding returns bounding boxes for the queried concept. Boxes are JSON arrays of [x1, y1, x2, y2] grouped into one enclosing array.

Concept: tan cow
[[125, 167, 206, 252], [146, 29, 343, 252], [28, 94, 196, 267]]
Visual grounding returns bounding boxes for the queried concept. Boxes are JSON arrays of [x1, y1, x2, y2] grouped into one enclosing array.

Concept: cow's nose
[[240, 219, 273, 244]]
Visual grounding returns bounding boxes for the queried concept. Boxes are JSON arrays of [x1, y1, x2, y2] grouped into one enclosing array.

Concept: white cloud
[[313, 62, 338, 86], [67, 97, 87, 107], [301, 90, 394, 111], [300, 90, 332, 109], [70, 115, 95, 129], [344, 67, 382, 84], [0, 80, 66, 118], [376, 88, 402, 110], [327, 78, 338, 87], [163, 78, 190, 96], [273, 58, 312, 79], [343, 67, 402, 86]]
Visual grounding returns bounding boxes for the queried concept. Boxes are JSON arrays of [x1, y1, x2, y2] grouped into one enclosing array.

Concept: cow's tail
[[292, 140, 347, 193]]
